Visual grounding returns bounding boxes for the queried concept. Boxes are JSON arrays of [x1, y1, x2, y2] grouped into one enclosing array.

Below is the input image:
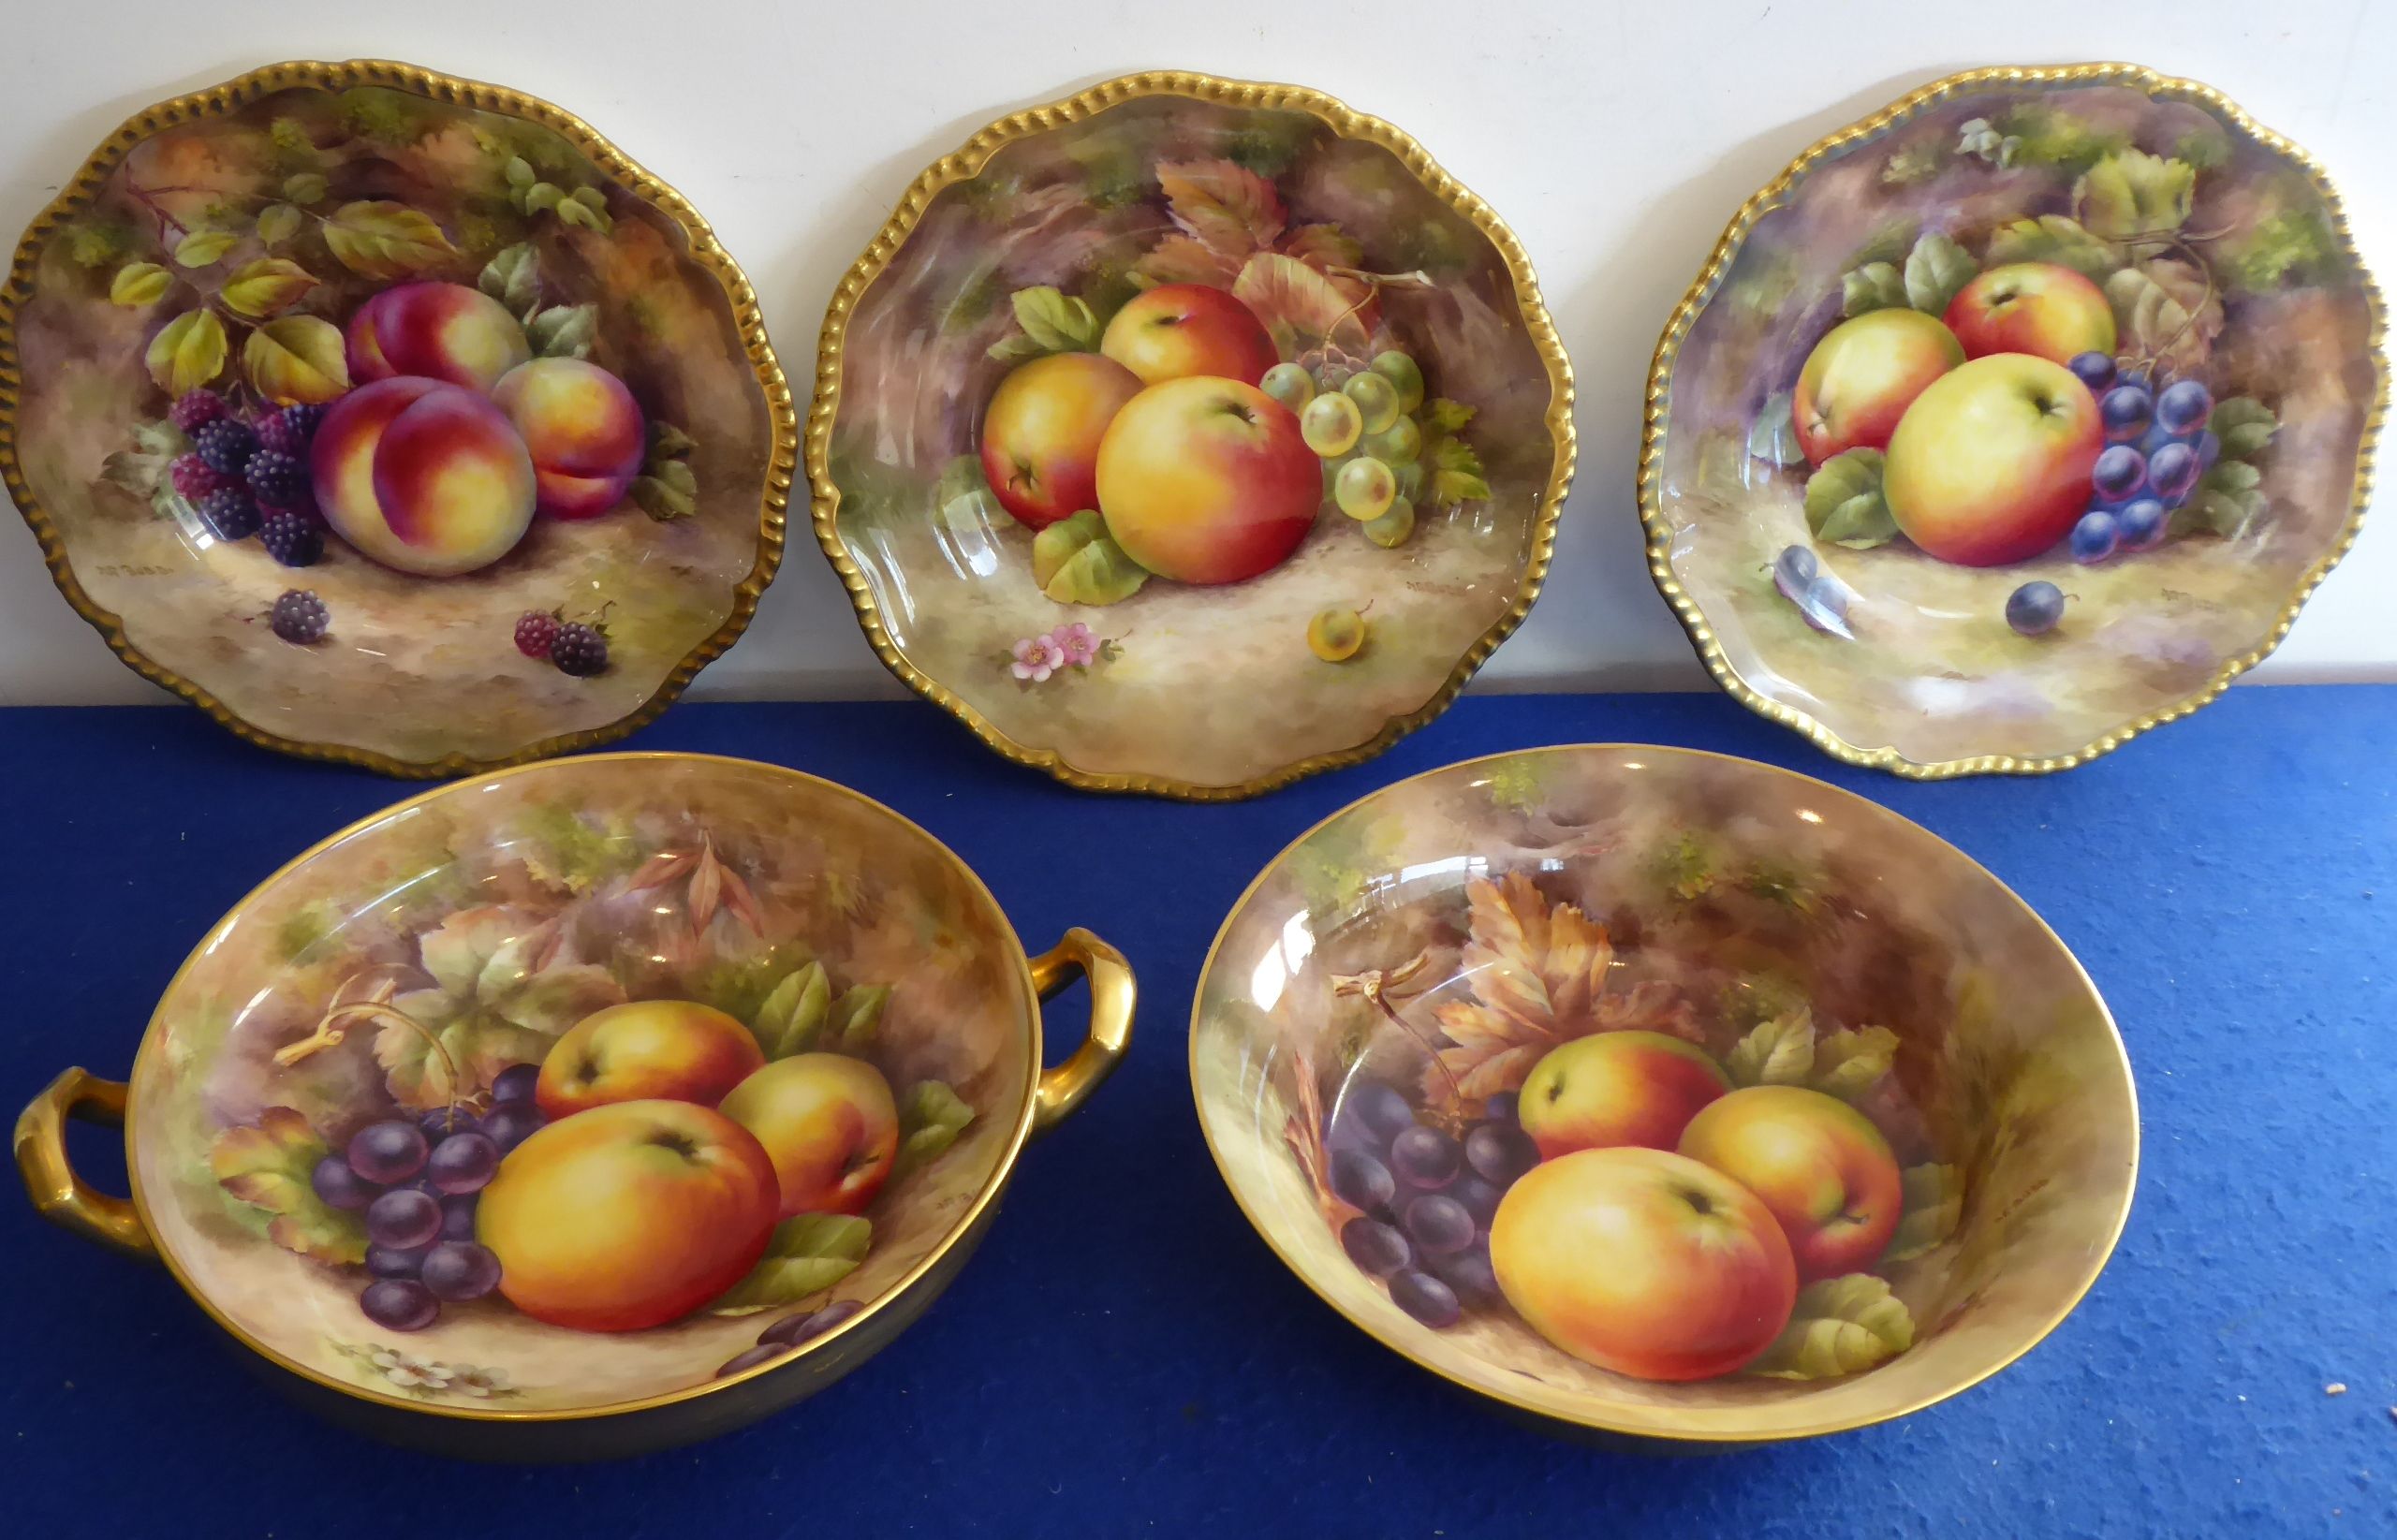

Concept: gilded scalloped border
[[1639, 62, 2388, 779], [0, 59, 796, 779], [807, 71, 1576, 801]]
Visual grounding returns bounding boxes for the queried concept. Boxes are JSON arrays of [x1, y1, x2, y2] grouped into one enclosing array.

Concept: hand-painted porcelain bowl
[[1192, 745, 2135, 1444], [15, 754, 1130, 1459], [813, 71, 1574, 799], [1643, 63, 2383, 776], [0, 61, 794, 775]]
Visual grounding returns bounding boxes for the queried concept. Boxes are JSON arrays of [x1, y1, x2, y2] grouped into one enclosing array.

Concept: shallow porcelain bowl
[[1192, 745, 2134, 1443], [16, 753, 1130, 1459]]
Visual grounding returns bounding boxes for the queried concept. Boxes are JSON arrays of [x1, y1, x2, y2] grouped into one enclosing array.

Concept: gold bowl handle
[[15, 1067, 154, 1259], [1027, 928, 1135, 1136]]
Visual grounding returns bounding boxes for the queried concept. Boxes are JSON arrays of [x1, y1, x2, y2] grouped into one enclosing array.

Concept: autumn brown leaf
[[211, 1107, 366, 1264], [1281, 223, 1364, 271], [1156, 158, 1286, 261], [1233, 253, 1373, 354], [1130, 232, 1241, 289]]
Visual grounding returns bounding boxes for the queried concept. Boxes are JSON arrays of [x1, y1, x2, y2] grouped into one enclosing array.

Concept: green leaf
[[478, 242, 540, 315], [521, 182, 564, 216], [255, 203, 304, 245], [993, 286, 1101, 357], [1801, 448, 1895, 550], [1726, 1007, 1815, 1087], [647, 420, 697, 462], [555, 196, 611, 234], [1748, 391, 1805, 467], [2211, 396, 2278, 460], [283, 171, 329, 206], [1031, 509, 1102, 588], [321, 200, 458, 279], [1043, 532, 1150, 606], [893, 1080, 976, 1181], [2220, 209, 2335, 293], [527, 302, 597, 359], [2104, 258, 2221, 374], [109, 262, 172, 307], [144, 309, 228, 395], [99, 421, 180, 500], [1884, 1163, 1963, 1262], [173, 229, 236, 268], [2072, 150, 2196, 243], [832, 985, 890, 1053], [209, 1107, 366, 1265], [985, 331, 1050, 364], [1981, 214, 2117, 279], [630, 476, 696, 521], [505, 155, 537, 189], [570, 185, 608, 213], [1748, 1274, 1915, 1379], [243, 315, 350, 404], [708, 1214, 871, 1315], [219, 257, 319, 318], [2177, 462, 2266, 539], [1425, 433, 1490, 506], [1902, 232, 1978, 315], [752, 961, 831, 1059], [1810, 1025, 1897, 1100], [1840, 261, 1906, 316], [1419, 398, 1475, 435]]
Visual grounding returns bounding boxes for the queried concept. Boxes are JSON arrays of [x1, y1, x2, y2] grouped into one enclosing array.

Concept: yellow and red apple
[[1790, 308, 1963, 462], [979, 351, 1143, 531], [346, 281, 532, 394], [1098, 283, 1278, 387], [1883, 352, 2103, 565], [1943, 261, 2116, 364], [1678, 1084, 1904, 1282], [1517, 1030, 1730, 1158], [492, 358, 646, 521], [1095, 375, 1318, 584], [1490, 1146, 1797, 1381], [478, 1098, 779, 1331], [535, 999, 766, 1119], [718, 1052, 899, 1218], [311, 376, 537, 576]]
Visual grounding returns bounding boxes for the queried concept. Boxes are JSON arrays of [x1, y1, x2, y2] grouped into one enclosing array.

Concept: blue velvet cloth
[[6, 689, 2391, 1537]]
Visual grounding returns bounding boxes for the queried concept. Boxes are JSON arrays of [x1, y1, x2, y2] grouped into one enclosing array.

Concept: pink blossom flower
[[1049, 623, 1098, 667], [1010, 636, 1066, 682]]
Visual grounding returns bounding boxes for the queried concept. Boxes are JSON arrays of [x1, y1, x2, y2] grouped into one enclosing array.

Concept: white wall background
[[1, 0, 2388, 706]]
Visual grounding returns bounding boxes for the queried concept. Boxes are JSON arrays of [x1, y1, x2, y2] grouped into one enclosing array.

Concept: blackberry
[[169, 453, 229, 501], [257, 403, 327, 457], [245, 447, 307, 507], [550, 622, 609, 677], [170, 390, 228, 433], [270, 590, 329, 644], [259, 511, 324, 567], [199, 488, 260, 540], [191, 418, 259, 477], [514, 610, 561, 659]]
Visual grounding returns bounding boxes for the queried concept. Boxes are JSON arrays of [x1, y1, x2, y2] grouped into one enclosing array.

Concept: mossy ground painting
[[823, 83, 1568, 794], [3, 69, 781, 770], [1649, 72, 2379, 771]]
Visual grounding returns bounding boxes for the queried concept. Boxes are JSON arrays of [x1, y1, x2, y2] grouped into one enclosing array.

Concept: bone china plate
[[814, 72, 1573, 799], [1642, 64, 2383, 776], [0, 61, 792, 775]]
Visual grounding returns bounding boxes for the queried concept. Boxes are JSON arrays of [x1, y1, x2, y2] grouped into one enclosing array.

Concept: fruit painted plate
[[813, 72, 1573, 799], [1192, 746, 2136, 1443], [1642, 64, 2384, 776], [0, 61, 793, 775]]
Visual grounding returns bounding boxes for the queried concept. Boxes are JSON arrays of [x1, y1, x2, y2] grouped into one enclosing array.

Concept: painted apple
[[717, 1052, 900, 1218], [346, 281, 532, 394], [979, 351, 1144, 531], [1516, 1031, 1730, 1159], [1943, 262, 2117, 364], [491, 358, 646, 521], [1095, 376, 1318, 584], [478, 1098, 778, 1331], [1489, 1146, 1797, 1381], [1098, 283, 1279, 387], [1884, 352, 2104, 565], [535, 999, 766, 1119], [1678, 1084, 1904, 1282], [1789, 308, 1964, 462], [311, 376, 537, 576]]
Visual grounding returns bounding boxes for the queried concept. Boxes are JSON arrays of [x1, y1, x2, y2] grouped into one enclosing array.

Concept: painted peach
[[312, 376, 537, 577], [346, 281, 532, 393], [492, 358, 647, 520]]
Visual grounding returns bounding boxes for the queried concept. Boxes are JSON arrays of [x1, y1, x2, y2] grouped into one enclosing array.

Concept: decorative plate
[[1642, 64, 2383, 776], [1193, 746, 2137, 1443], [0, 61, 793, 775], [812, 72, 1573, 799]]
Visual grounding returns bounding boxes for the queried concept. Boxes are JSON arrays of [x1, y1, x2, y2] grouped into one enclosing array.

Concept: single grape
[[490, 1063, 541, 1106], [1330, 1147, 1398, 1210], [2006, 580, 2066, 636], [1447, 1173, 1505, 1226], [366, 1186, 443, 1250], [1341, 1217, 1414, 1278], [419, 1106, 478, 1140], [2091, 445, 2146, 502], [1365, 418, 1421, 464], [1389, 1269, 1462, 1328], [1301, 392, 1363, 457], [420, 1240, 502, 1301], [346, 1120, 428, 1184], [2155, 378, 2213, 434], [1482, 1091, 1520, 1124], [2070, 509, 2120, 565], [762, 1297, 865, 1347], [1392, 459, 1425, 503], [311, 1154, 377, 1211], [1260, 361, 1315, 412], [1404, 1193, 1477, 1255], [2118, 497, 2169, 551], [1343, 372, 1402, 434], [440, 1195, 480, 1241], [360, 1279, 438, 1332], [2194, 430, 2221, 470], [2099, 384, 2154, 443], [715, 1344, 788, 1379], [1340, 1080, 1418, 1145], [1432, 1243, 1501, 1308], [426, 1131, 500, 1195], [1363, 500, 1415, 549], [365, 1242, 428, 1280], [482, 1103, 545, 1152], [1370, 351, 1426, 413], [1334, 457, 1397, 521], [1801, 575, 1852, 635], [2147, 441, 2200, 503], [1773, 544, 1817, 592], [2067, 351, 2116, 392], [1463, 1121, 1538, 1186], [1389, 1124, 1462, 1190]]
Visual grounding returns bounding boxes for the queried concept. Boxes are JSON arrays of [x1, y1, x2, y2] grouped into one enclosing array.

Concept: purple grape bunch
[[310, 1063, 549, 1331], [2065, 353, 2219, 565], [1322, 1076, 1537, 1328]]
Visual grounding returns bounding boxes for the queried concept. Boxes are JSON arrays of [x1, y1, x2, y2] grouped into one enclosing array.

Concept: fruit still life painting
[[0, 62, 788, 772], [818, 75, 1572, 796], [128, 757, 1028, 1415], [1645, 66, 2381, 773]]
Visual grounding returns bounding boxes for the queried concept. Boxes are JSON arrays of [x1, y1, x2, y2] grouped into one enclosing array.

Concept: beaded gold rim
[[807, 71, 1576, 801], [1639, 62, 2387, 779], [0, 60, 797, 780]]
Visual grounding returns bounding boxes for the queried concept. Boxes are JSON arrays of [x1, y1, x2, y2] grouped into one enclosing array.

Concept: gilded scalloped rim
[[1639, 62, 2388, 779], [0, 59, 797, 779], [807, 71, 1577, 801]]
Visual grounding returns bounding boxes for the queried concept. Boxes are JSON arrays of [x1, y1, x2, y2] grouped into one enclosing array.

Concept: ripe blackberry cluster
[[259, 511, 324, 567], [190, 418, 258, 477], [549, 622, 609, 677], [169, 389, 229, 434], [199, 488, 261, 541], [169, 454, 229, 501], [244, 448, 308, 508], [270, 590, 329, 644], [513, 609, 562, 659], [255, 403, 325, 458]]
